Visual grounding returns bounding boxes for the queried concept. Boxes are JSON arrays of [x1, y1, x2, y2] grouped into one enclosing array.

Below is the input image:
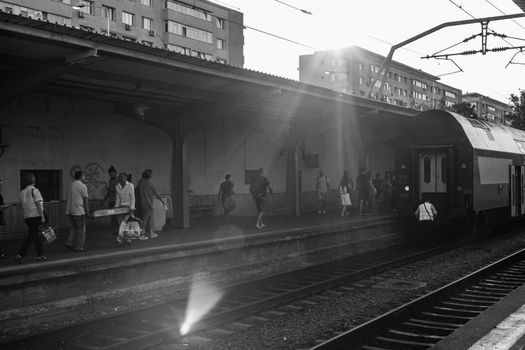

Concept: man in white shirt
[[65, 171, 89, 252], [115, 172, 135, 210], [414, 198, 438, 236]]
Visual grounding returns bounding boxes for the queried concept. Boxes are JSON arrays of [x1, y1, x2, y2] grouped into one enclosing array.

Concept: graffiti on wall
[[69, 163, 107, 199]]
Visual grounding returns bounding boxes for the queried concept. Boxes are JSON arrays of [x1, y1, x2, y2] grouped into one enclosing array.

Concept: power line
[[446, 0, 524, 50], [483, 0, 525, 33], [225, 18, 318, 50], [273, 0, 312, 15]]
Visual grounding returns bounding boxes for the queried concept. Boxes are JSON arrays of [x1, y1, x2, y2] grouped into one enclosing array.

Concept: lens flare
[[180, 279, 223, 336]]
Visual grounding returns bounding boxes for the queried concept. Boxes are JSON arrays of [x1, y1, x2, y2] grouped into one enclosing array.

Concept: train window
[[467, 118, 490, 130], [441, 156, 448, 184], [424, 157, 431, 183]]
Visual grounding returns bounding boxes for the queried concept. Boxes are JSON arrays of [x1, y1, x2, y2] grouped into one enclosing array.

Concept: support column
[[169, 119, 190, 228], [284, 125, 297, 216]]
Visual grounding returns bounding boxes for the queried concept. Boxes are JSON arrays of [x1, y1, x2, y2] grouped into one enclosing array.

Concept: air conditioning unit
[[78, 11, 86, 18], [149, 30, 155, 36], [125, 24, 131, 31]]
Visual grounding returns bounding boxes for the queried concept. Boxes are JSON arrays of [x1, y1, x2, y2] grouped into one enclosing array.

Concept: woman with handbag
[[15, 173, 46, 263]]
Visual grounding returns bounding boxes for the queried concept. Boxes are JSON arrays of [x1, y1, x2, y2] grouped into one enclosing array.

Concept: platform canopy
[[0, 11, 415, 132]]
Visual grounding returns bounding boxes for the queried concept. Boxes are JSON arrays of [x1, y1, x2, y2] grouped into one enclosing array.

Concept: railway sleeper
[[462, 289, 507, 298], [387, 328, 446, 341], [409, 317, 463, 329], [440, 300, 489, 310], [477, 280, 520, 289], [403, 320, 457, 333], [431, 305, 483, 316], [373, 336, 435, 349], [420, 311, 473, 322], [448, 296, 494, 306]]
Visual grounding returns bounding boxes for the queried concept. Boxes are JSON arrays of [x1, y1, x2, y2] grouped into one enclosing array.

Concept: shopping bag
[[118, 214, 143, 239], [39, 226, 56, 244]]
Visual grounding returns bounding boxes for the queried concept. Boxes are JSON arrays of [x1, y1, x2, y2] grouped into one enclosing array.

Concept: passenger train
[[394, 109, 524, 230]]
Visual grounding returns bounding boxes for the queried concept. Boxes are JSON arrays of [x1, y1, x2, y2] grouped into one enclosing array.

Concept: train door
[[509, 165, 525, 217], [419, 151, 448, 198]]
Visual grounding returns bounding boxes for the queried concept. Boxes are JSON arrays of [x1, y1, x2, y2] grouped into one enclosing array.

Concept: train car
[[395, 109, 525, 230]]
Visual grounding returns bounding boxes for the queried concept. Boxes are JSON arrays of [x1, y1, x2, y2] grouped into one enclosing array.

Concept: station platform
[[0, 210, 404, 341], [0, 210, 397, 269], [434, 283, 525, 350]]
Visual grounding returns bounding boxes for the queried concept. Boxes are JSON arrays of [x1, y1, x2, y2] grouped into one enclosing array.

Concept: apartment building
[[0, 0, 244, 66], [462, 92, 511, 125], [299, 46, 462, 111]]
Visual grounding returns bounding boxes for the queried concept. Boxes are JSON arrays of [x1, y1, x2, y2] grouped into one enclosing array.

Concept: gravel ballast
[[163, 229, 525, 350]]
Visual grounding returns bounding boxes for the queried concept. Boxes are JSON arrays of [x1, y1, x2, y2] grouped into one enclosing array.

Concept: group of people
[[1, 164, 439, 263], [7, 166, 166, 263], [315, 169, 396, 217], [99, 167, 167, 246], [217, 168, 273, 230]]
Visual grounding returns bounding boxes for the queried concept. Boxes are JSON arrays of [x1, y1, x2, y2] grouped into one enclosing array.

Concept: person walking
[[0, 178, 14, 259], [315, 170, 330, 214], [100, 166, 119, 235], [218, 174, 235, 229], [137, 169, 166, 238], [65, 171, 89, 252], [356, 169, 370, 216], [114, 172, 136, 245], [372, 173, 382, 209], [15, 173, 46, 263], [339, 171, 351, 216], [250, 168, 273, 229], [381, 173, 394, 213], [414, 197, 438, 236]]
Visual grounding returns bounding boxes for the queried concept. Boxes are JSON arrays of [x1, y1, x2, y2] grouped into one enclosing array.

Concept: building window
[[217, 38, 225, 50], [122, 11, 135, 26], [165, 20, 213, 44], [412, 79, 427, 89], [216, 17, 225, 29], [445, 90, 457, 99], [20, 170, 61, 201], [141, 0, 152, 6], [78, 0, 94, 15], [370, 64, 381, 73], [44, 12, 72, 26], [166, 0, 212, 21], [142, 17, 153, 30], [103, 6, 115, 21], [412, 91, 427, 100]]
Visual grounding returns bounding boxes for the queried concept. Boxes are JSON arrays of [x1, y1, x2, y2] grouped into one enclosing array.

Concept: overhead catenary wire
[[446, 0, 525, 54], [483, 0, 525, 33], [273, 0, 312, 15], [225, 18, 318, 50]]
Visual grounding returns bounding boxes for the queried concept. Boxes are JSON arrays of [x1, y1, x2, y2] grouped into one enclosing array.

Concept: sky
[[211, 0, 525, 103]]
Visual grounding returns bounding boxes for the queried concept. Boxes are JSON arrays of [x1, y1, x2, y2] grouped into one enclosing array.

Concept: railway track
[[3, 233, 457, 350], [311, 247, 525, 350]]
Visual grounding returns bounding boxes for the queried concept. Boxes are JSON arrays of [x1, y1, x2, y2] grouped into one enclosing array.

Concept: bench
[[189, 205, 214, 217]]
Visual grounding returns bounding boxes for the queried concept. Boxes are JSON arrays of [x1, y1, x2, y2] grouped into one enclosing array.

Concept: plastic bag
[[118, 214, 143, 239], [39, 226, 56, 244]]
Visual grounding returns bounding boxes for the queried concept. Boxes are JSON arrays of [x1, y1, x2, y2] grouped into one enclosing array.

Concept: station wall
[[0, 94, 172, 233]]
